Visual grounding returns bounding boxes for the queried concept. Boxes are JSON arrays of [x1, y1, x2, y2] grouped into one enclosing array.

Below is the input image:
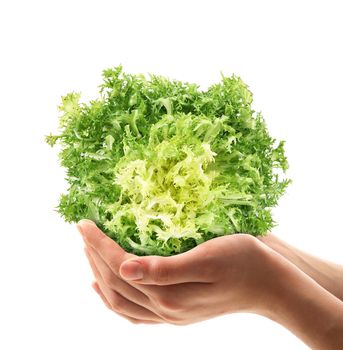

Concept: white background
[[0, 0, 342, 349]]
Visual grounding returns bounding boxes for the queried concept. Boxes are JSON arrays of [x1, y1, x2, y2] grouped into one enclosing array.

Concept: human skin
[[77, 220, 343, 349], [258, 234, 343, 301]]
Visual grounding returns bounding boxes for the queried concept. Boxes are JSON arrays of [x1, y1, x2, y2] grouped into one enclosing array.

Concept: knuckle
[[150, 260, 169, 284], [242, 234, 261, 252]]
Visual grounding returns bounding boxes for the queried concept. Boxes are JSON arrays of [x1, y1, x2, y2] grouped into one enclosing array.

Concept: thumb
[[119, 248, 211, 285]]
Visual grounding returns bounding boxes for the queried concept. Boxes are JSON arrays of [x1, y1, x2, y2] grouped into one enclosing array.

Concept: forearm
[[262, 252, 343, 349], [260, 234, 343, 301]]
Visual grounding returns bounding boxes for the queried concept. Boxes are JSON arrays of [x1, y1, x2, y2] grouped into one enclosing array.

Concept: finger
[[85, 247, 162, 302], [92, 282, 161, 324], [78, 221, 154, 296], [77, 219, 134, 276], [86, 246, 151, 307], [92, 281, 112, 309], [85, 248, 164, 323], [119, 243, 214, 285]]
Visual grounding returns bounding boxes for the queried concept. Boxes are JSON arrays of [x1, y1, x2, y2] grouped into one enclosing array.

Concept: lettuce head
[[46, 66, 290, 256]]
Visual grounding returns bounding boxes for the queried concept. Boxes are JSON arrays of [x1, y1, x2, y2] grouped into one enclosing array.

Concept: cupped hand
[[77, 220, 285, 325]]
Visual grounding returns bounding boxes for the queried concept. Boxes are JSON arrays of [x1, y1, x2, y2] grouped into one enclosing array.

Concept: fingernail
[[77, 219, 95, 236], [78, 219, 96, 226], [120, 261, 143, 280]]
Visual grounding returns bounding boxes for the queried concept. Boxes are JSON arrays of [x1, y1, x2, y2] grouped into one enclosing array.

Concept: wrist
[[260, 249, 343, 349], [259, 234, 343, 302]]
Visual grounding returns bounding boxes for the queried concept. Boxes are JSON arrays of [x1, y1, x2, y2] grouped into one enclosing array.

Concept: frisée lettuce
[[46, 66, 290, 256]]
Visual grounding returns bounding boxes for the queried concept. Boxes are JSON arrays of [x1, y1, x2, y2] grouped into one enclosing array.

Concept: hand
[[77, 220, 288, 325], [258, 234, 343, 301], [77, 220, 343, 349]]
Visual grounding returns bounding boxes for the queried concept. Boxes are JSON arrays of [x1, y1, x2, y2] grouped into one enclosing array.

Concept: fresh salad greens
[[46, 66, 290, 256]]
